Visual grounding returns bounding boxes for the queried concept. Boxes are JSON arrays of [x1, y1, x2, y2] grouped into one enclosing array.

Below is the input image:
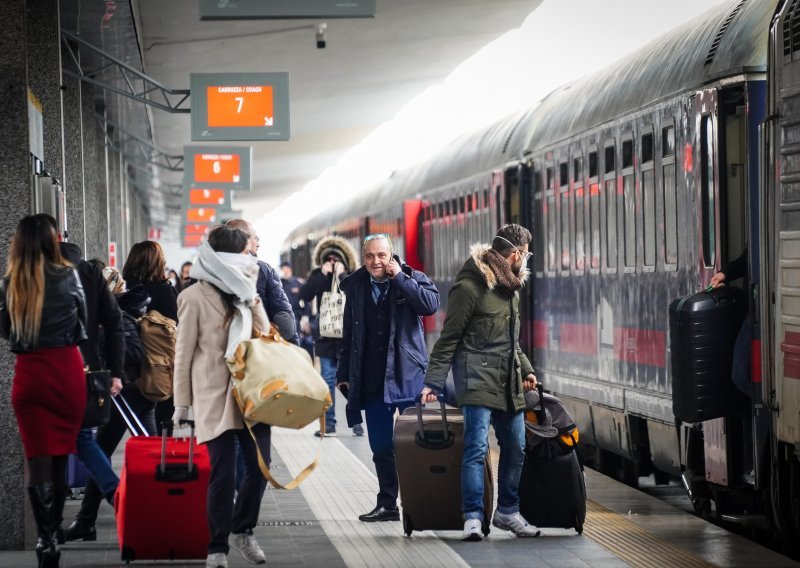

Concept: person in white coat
[[172, 226, 269, 568]]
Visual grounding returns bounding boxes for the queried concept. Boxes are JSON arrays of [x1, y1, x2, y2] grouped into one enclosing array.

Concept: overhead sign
[[183, 146, 252, 191], [191, 73, 289, 141], [186, 207, 218, 223], [199, 0, 375, 19], [183, 233, 206, 248], [183, 189, 234, 217], [108, 242, 117, 268]]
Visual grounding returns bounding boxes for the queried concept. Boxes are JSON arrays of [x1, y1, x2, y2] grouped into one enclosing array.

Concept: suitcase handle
[[413, 393, 454, 450], [157, 420, 198, 483], [111, 393, 148, 437], [534, 383, 545, 424]]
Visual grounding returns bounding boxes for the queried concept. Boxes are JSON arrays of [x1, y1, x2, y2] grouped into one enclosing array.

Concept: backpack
[[136, 310, 177, 402], [121, 311, 145, 382]]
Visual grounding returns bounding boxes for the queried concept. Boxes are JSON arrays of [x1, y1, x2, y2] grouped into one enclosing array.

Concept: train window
[[642, 132, 654, 164], [437, 202, 444, 218], [700, 115, 716, 268], [589, 151, 598, 178], [534, 193, 545, 274], [574, 156, 585, 271], [547, 193, 556, 272], [560, 162, 570, 271], [483, 189, 490, 209], [623, 171, 635, 268], [622, 139, 634, 169], [459, 196, 466, 214], [662, 124, 678, 266], [663, 125, 675, 157], [546, 166, 555, 190], [642, 130, 656, 267], [605, 145, 615, 174], [451, 198, 459, 217]]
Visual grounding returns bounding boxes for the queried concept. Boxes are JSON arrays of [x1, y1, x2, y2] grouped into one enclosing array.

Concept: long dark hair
[[122, 241, 167, 285], [4, 214, 70, 343], [207, 226, 248, 326]]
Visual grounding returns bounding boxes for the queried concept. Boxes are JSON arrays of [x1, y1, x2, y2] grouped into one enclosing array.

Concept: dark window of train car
[[662, 124, 678, 266], [560, 161, 570, 271], [588, 149, 600, 269], [700, 116, 716, 267], [496, 185, 502, 230], [642, 131, 656, 267], [545, 165, 556, 271], [604, 144, 617, 270], [622, 138, 635, 269], [574, 156, 585, 271], [533, 168, 545, 274]]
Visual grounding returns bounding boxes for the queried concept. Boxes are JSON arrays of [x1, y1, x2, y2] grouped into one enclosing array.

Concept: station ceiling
[[137, 0, 538, 233]]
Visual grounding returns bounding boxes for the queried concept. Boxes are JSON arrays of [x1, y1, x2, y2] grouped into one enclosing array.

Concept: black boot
[[27, 483, 61, 568], [62, 517, 96, 542], [52, 484, 68, 545]]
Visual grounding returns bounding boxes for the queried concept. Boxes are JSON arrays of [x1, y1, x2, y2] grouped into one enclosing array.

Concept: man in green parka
[[421, 223, 540, 541]]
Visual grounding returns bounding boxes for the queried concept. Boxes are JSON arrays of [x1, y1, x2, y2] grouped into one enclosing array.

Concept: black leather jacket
[[0, 267, 88, 353]]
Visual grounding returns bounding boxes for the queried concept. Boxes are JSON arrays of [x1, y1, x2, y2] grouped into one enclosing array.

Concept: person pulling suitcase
[[422, 224, 541, 541]]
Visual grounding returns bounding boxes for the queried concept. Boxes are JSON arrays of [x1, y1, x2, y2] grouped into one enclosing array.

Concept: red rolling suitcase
[[115, 418, 210, 562]]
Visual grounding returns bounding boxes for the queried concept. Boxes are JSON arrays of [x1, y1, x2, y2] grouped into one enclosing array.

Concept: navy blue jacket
[[336, 256, 439, 410], [256, 260, 299, 345]]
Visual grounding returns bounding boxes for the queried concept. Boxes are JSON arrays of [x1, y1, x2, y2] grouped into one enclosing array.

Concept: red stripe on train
[[780, 331, 800, 380], [751, 338, 762, 384], [559, 323, 597, 356]]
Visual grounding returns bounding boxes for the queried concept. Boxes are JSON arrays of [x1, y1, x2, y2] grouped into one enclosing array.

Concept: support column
[[61, 37, 86, 251], [0, 0, 34, 551]]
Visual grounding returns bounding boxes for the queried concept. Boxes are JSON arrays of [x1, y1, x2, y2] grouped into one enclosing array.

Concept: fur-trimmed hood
[[464, 243, 530, 290], [312, 235, 358, 272]]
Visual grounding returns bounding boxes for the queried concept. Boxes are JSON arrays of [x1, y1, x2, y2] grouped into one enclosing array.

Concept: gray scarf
[[189, 241, 262, 358]]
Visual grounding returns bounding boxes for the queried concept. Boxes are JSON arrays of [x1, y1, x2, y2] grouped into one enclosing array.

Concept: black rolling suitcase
[[518, 385, 586, 533], [395, 396, 494, 537], [669, 286, 745, 423]]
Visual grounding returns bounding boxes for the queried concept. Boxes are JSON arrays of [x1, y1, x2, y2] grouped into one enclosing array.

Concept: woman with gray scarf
[[172, 226, 270, 568]]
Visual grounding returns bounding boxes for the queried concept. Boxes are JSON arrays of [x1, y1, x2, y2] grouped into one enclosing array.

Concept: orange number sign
[[183, 234, 205, 248], [207, 85, 274, 128], [194, 153, 241, 183], [185, 223, 211, 235], [186, 208, 217, 223], [189, 188, 226, 205]]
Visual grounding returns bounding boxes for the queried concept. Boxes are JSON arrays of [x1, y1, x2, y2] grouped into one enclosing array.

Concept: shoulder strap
[[244, 415, 324, 490]]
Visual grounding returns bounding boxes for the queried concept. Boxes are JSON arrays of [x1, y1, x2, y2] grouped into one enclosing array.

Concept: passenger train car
[[284, 0, 800, 541]]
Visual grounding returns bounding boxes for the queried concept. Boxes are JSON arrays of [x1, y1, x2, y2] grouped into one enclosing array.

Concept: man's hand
[[110, 377, 123, 397], [386, 259, 401, 278], [420, 386, 438, 404], [709, 271, 726, 289], [522, 373, 538, 392], [321, 260, 334, 275]]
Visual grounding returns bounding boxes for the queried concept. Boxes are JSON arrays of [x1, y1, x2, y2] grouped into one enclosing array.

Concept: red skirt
[[11, 346, 86, 459]]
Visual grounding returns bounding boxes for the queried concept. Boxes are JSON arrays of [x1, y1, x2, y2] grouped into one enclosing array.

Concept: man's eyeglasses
[[495, 235, 531, 264]]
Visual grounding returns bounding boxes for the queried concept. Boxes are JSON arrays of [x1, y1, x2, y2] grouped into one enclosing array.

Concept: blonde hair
[[5, 214, 69, 344]]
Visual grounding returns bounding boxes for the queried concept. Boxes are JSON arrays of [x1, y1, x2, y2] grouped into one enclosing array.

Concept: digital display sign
[[185, 223, 212, 236], [188, 189, 227, 206], [191, 73, 289, 141], [183, 233, 206, 248], [186, 207, 218, 223], [199, 0, 375, 20], [183, 146, 252, 192]]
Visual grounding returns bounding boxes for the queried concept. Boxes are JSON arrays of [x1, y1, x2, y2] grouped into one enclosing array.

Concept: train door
[[764, 1, 800, 534], [694, 90, 722, 284], [505, 162, 534, 354]]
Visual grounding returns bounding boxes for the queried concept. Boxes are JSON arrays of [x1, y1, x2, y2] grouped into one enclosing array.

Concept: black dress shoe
[[63, 518, 97, 542], [358, 506, 400, 522]]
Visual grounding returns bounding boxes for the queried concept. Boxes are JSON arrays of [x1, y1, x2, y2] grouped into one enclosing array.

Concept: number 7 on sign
[[235, 97, 244, 113]]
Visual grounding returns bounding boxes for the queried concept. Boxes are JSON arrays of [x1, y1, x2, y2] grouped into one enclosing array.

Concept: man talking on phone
[[336, 234, 439, 522]]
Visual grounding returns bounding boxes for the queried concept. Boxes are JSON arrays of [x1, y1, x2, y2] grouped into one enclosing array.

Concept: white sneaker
[[206, 552, 228, 568], [230, 532, 267, 564], [492, 510, 541, 537], [461, 518, 483, 541]]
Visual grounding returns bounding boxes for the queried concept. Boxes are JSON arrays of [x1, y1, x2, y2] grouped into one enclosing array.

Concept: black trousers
[[362, 392, 412, 509], [205, 424, 271, 554], [77, 385, 156, 524]]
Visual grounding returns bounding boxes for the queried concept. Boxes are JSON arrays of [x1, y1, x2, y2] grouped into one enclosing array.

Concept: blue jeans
[[75, 428, 119, 497], [363, 393, 413, 508], [320, 357, 338, 428], [462, 405, 525, 522], [732, 319, 752, 397]]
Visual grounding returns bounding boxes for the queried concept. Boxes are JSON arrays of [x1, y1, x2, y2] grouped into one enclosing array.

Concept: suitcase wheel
[[121, 546, 134, 563], [402, 511, 413, 537]]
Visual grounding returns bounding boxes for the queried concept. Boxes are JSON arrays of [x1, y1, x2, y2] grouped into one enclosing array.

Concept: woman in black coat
[[122, 241, 178, 433]]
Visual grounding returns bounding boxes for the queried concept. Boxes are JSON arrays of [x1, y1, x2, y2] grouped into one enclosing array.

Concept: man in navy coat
[[336, 233, 440, 522]]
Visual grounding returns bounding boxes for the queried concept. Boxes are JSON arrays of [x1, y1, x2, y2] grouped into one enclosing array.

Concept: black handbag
[[83, 369, 112, 427]]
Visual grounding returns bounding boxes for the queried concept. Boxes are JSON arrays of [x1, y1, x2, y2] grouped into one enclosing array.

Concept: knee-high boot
[[27, 483, 61, 568]]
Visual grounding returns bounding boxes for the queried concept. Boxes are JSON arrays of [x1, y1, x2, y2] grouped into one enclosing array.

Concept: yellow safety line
[[490, 450, 717, 568]]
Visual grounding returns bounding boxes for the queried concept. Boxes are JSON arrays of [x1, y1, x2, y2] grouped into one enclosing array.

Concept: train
[[283, 0, 800, 542]]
